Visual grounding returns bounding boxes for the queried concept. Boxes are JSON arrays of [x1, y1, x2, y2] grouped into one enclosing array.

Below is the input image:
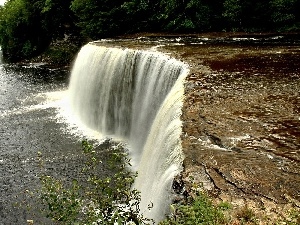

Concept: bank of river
[[163, 34, 300, 223], [0, 33, 299, 224]]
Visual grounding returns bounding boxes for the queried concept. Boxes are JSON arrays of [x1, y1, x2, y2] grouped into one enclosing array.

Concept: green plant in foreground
[[40, 176, 81, 223], [236, 205, 257, 224], [39, 140, 153, 224], [278, 208, 300, 225], [288, 209, 300, 225], [159, 188, 230, 225]]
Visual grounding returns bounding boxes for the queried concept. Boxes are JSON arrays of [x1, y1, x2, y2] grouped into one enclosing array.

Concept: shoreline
[[14, 34, 300, 224]]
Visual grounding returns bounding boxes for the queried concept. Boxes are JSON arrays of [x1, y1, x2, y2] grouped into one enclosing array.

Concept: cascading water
[[0, 46, 3, 64], [68, 43, 189, 222]]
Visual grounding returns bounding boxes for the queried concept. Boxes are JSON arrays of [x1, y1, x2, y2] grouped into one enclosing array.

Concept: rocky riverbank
[[164, 36, 300, 224]]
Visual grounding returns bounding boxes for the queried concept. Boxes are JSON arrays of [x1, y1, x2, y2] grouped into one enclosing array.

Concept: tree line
[[0, 0, 299, 62]]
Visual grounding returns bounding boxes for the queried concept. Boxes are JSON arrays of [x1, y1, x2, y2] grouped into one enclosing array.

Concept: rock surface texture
[[164, 35, 300, 223]]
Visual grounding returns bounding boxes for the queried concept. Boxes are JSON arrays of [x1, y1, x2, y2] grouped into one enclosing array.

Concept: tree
[[0, 0, 80, 62], [70, 0, 129, 39], [156, 0, 212, 32], [121, 0, 156, 33], [245, 0, 271, 31], [39, 0, 77, 40], [270, 0, 300, 31], [184, 0, 212, 31], [222, 0, 242, 31], [0, 0, 50, 61]]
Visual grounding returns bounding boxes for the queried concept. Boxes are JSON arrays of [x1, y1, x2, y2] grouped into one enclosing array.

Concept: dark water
[[0, 64, 86, 224]]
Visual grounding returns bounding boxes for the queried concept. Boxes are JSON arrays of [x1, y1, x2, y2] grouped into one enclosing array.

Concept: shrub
[[39, 140, 153, 224], [235, 205, 257, 224], [42, 43, 81, 65], [159, 188, 230, 225]]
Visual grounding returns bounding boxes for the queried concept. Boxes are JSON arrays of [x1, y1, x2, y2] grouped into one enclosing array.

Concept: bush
[[159, 186, 230, 225], [41, 42, 81, 65], [39, 140, 153, 224], [0, 0, 51, 62]]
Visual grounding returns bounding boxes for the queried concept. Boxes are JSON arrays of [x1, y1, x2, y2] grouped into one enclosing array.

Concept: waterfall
[[0, 46, 3, 64], [69, 43, 189, 222]]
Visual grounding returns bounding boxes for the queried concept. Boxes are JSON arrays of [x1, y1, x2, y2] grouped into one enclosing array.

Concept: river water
[[0, 64, 88, 224], [0, 34, 299, 224]]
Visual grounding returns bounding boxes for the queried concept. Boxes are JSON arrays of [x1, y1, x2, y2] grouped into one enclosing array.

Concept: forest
[[0, 0, 299, 62]]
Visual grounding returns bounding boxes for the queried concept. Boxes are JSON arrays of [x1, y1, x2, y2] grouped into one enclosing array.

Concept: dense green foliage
[[159, 192, 230, 225], [0, 0, 78, 61], [158, 180, 231, 225], [39, 140, 153, 224], [0, 0, 300, 61]]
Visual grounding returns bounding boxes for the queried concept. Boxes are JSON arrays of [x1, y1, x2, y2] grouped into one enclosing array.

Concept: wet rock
[[165, 36, 300, 223]]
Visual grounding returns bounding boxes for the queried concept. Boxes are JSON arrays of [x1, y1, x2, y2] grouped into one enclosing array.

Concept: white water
[[69, 43, 189, 222], [0, 46, 3, 64]]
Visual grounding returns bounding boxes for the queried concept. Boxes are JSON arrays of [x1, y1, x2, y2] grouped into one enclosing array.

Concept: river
[[0, 64, 88, 224], [0, 34, 299, 224]]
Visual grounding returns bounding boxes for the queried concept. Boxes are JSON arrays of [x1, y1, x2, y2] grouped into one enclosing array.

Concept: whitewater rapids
[[68, 43, 189, 222]]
